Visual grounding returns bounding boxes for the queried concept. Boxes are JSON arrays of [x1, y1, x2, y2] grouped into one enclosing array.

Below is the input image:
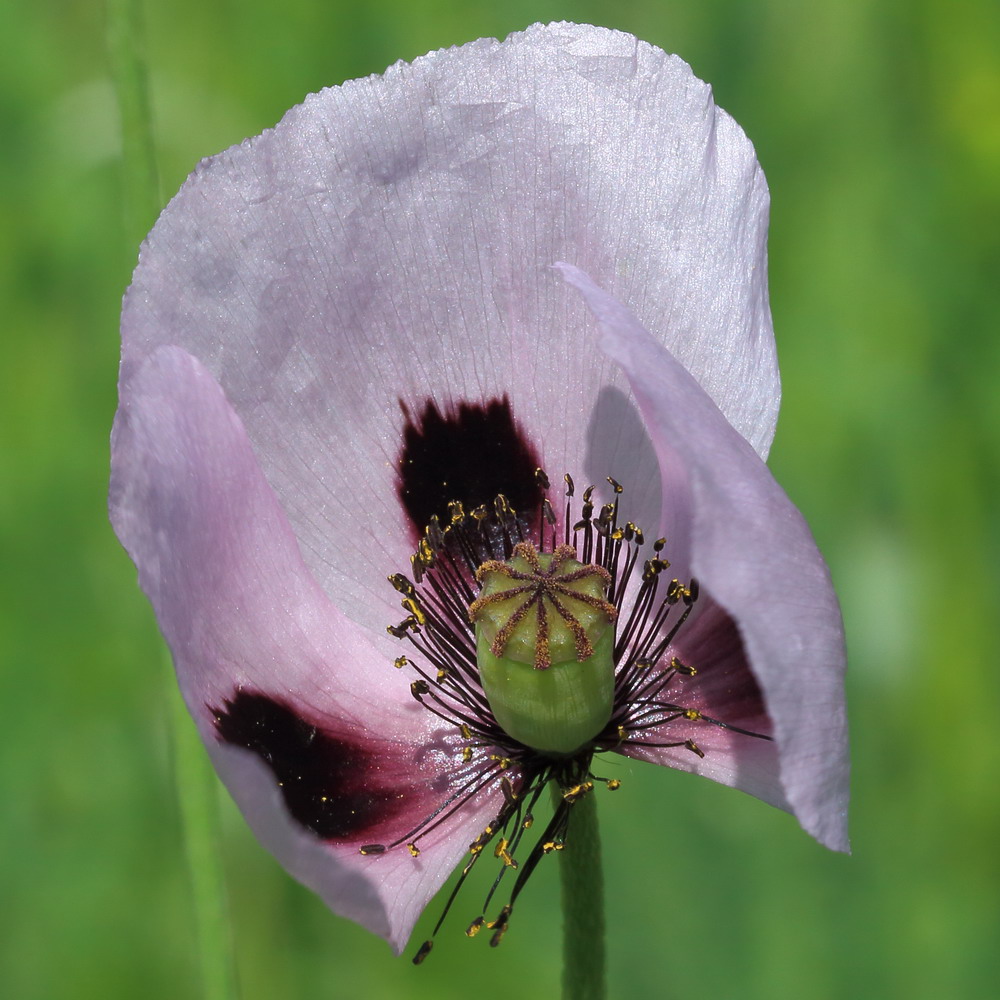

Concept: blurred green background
[[3, 0, 998, 997]]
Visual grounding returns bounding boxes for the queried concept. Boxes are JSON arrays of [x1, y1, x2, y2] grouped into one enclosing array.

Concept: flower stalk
[[109, 4, 236, 996], [555, 786, 606, 1000], [106, 0, 160, 252], [170, 675, 240, 1000]]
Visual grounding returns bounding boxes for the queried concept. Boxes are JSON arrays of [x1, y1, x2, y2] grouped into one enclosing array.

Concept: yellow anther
[[466, 916, 485, 938], [606, 779, 621, 791], [500, 776, 519, 808], [469, 826, 491, 854], [461, 746, 473, 763], [407, 843, 420, 858], [401, 597, 426, 625], [487, 904, 512, 930], [426, 516, 445, 549], [493, 839, 516, 867], [643, 559, 666, 582], [459, 723, 472, 740], [393, 656, 408, 669], [671, 656, 697, 676], [684, 709, 702, 721], [562, 781, 594, 803]]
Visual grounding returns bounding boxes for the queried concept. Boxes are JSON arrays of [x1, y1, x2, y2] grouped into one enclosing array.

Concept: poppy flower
[[110, 22, 848, 959]]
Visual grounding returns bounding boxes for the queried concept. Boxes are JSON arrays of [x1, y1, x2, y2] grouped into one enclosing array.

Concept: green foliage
[[2, 1, 998, 997]]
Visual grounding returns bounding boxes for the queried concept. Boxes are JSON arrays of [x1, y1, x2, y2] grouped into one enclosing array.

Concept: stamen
[[383, 469, 769, 962]]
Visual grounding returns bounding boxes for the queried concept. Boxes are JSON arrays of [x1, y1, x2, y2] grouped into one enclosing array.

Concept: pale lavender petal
[[622, 597, 789, 812], [559, 265, 849, 852], [121, 22, 776, 635], [110, 346, 502, 949]]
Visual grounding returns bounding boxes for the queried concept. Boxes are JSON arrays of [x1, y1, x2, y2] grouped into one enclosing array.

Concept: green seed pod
[[469, 542, 617, 755]]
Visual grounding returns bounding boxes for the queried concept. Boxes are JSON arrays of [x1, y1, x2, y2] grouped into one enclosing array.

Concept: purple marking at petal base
[[213, 691, 408, 842], [397, 397, 543, 538], [671, 598, 774, 735]]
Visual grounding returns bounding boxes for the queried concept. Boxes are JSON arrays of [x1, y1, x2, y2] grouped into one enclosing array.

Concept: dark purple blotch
[[672, 598, 773, 735], [213, 691, 405, 841], [397, 397, 543, 537]]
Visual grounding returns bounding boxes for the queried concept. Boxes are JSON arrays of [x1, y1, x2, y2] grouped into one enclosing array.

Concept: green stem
[[107, 3, 237, 987], [106, 0, 161, 252], [554, 786, 607, 1000], [170, 673, 240, 1000]]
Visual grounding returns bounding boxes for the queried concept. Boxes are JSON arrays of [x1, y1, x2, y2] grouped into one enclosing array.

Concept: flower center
[[379, 469, 772, 963], [469, 542, 616, 754]]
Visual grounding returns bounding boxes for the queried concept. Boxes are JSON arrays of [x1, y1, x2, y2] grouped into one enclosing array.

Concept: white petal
[[110, 346, 502, 949], [560, 265, 849, 852], [121, 23, 777, 639], [620, 596, 789, 812]]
